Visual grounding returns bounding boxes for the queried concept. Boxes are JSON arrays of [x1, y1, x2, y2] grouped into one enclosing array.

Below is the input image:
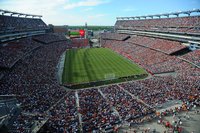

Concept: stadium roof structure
[[117, 9, 200, 20], [0, 9, 42, 18]]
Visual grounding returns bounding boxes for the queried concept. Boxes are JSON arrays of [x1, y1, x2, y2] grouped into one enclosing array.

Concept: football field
[[62, 48, 147, 85]]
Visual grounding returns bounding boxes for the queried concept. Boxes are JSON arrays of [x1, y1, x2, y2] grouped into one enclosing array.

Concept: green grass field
[[62, 48, 147, 85]]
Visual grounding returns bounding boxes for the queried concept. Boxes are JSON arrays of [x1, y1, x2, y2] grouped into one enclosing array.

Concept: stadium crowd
[[0, 37, 70, 132], [120, 75, 200, 108], [101, 33, 130, 41], [33, 33, 68, 44], [0, 36, 199, 132], [39, 91, 79, 133], [115, 16, 200, 33], [0, 15, 47, 34], [0, 41, 70, 109], [78, 88, 120, 132], [126, 35, 186, 54], [102, 39, 192, 74], [70, 38, 89, 48], [181, 49, 200, 66], [100, 85, 154, 122], [0, 38, 41, 68], [0, 12, 200, 132]]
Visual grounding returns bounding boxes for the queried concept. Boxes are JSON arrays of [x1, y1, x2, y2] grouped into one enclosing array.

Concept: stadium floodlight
[[116, 9, 200, 20], [0, 9, 42, 18], [11, 12, 19, 16], [196, 9, 200, 12]]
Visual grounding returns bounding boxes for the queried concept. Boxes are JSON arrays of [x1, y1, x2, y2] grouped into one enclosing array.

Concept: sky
[[0, 0, 200, 26]]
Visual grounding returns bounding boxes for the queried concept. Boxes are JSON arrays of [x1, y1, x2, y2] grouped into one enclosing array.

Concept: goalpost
[[104, 73, 116, 80]]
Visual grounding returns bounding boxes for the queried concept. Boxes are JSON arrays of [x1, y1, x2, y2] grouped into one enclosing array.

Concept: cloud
[[0, 0, 112, 25], [123, 7, 137, 12], [64, 0, 110, 10], [87, 13, 107, 19], [83, 7, 93, 12], [0, 0, 67, 15]]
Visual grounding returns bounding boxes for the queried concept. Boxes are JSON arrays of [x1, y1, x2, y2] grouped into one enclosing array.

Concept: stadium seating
[[71, 38, 89, 48], [101, 39, 192, 74], [181, 50, 200, 66], [33, 33, 68, 44], [120, 75, 200, 108], [126, 35, 187, 54], [100, 85, 154, 122], [78, 89, 120, 132], [1, 35, 199, 132], [39, 91, 79, 133], [0, 38, 41, 68], [115, 16, 200, 34], [0, 33, 68, 69], [101, 33, 130, 41], [0, 15, 47, 34], [0, 10, 199, 133], [0, 40, 70, 132]]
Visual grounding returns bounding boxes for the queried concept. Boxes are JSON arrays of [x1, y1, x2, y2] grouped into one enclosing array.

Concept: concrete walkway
[[75, 91, 83, 133], [57, 51, 66, 84], [120, 107, 200, 133], [98, 89, 122, 121], [178, 56, 200, 68], [32, 92, 69, 133]]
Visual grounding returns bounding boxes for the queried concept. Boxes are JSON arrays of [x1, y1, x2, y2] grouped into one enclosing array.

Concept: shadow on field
[[67, 49, 76, 83]]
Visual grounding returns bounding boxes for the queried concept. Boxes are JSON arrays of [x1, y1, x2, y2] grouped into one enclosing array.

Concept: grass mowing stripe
[[103, 50, 134, 76], [101, 51, 124, 76], [109, 50, 140, 74], [62, 48, 147, 85], [97, 50, 118, 78]]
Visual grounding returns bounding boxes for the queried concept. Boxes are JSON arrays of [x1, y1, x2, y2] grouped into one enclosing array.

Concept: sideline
[[57, 51, 66, 84]]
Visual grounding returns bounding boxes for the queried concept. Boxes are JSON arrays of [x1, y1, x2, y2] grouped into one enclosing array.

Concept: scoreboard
[[69, 29, 85, 38]]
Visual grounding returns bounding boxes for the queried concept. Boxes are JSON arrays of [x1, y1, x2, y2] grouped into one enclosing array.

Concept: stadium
[[0, 2, 200, 133]]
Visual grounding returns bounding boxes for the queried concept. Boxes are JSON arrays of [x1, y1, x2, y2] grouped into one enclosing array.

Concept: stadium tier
[[0, 15, 47, 34], [181, 49, 200, 66], [71, 38, 89, 48], [33, 33, 68, 44], [0, 38, 41, 68], [101, 33, 130, 41], [101, 39, 188, 74], [38, 91, 80, 132], [0, 9, 49, 43], [0, 9, 200, 133], [126, 35, 187, 54], [115, 16, 200, 34]]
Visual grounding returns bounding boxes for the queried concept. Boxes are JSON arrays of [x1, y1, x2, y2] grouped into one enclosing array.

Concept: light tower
[[84, 22, 88, 39]]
